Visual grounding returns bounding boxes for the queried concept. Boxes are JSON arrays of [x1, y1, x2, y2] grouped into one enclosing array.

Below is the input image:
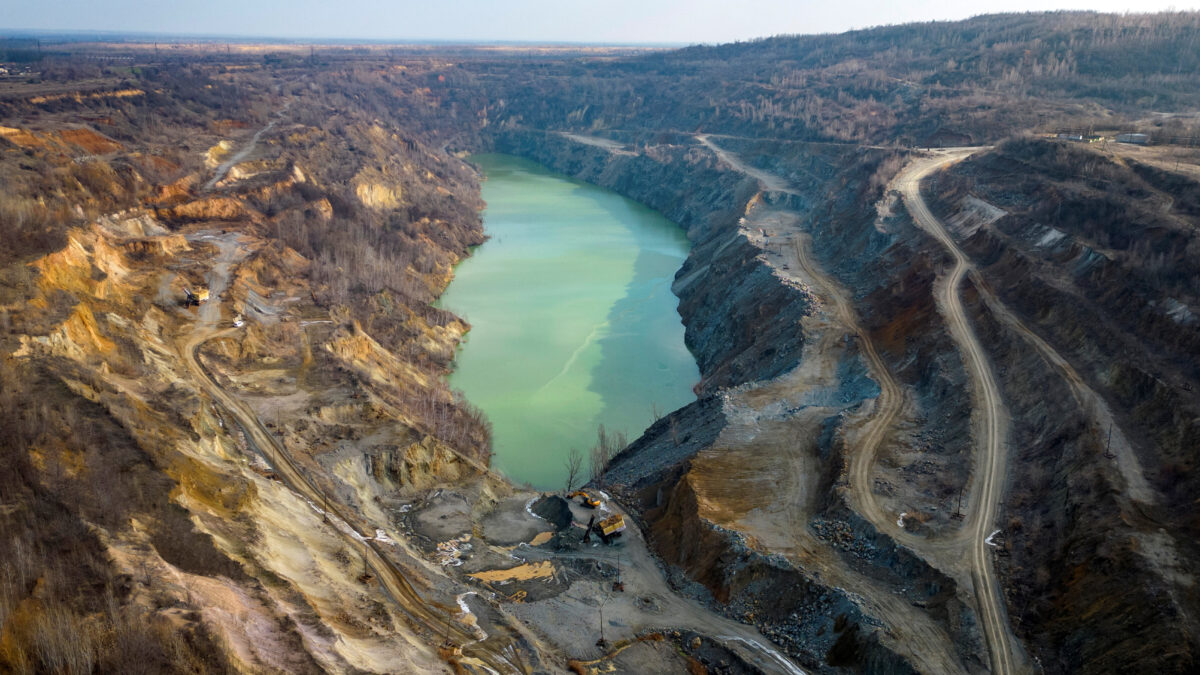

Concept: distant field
[[0, 76, 122, 97]]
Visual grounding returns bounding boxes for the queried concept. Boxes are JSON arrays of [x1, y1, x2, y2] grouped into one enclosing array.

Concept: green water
[[438, 154, 699, 490]]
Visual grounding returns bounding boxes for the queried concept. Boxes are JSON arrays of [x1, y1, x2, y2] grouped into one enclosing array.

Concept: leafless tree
[[589, 425, 627, 487], [564, 447, 583, 493]]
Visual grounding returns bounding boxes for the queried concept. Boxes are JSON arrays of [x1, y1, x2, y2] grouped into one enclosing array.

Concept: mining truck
[[183, 287, 210, 307], [594, 514, 626, 544]]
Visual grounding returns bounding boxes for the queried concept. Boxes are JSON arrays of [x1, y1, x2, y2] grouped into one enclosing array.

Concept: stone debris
[[436, 534, 472, 566], [810, 518, 877, 560]]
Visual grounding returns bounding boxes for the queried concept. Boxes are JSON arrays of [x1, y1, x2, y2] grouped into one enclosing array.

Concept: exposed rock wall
[[924, 139, 1200, 674], [489, 129, 977, 672], [649, 468, 921, 675], [491, 130, 815, 393]]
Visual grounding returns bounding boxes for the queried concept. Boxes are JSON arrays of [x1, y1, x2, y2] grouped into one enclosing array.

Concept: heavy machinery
[[568, 490, 601, 509], [594, 514, 626, 544], [183, 287, 209, 307]]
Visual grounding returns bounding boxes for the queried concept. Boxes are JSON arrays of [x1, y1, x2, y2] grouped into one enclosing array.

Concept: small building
[[1057, 133, 1084, 142], [1116, 133, 1150, 145]]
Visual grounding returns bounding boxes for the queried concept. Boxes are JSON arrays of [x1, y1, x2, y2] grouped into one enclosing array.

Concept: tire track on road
[[897, 150, 1023, 675], [698, 137, 968, 672], [790, 234, 905, 549]]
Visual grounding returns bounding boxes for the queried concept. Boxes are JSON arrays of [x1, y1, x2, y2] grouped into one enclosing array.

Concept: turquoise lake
[[438, 154, 699, 490]]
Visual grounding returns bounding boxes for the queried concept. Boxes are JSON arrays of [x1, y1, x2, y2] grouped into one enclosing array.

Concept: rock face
[[491, 129, 986, 673], [8, 20, 1200, 673], [924, 139, 1200, 673], [673, 219, 817, 392], [492, 118, 1200, 674]]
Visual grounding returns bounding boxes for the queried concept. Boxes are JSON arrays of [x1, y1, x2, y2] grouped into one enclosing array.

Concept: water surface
[[439, 154, 698, 489]]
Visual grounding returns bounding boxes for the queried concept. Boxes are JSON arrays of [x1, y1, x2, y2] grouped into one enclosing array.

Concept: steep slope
[[6, 13, 1200, 674], [483, 72, 1199, 675], [922, 138, 1200, 673], [489, 129, 997, 673]]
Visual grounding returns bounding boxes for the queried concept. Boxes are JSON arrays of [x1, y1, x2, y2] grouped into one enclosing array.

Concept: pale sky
[[1, 0, 1196, 44]]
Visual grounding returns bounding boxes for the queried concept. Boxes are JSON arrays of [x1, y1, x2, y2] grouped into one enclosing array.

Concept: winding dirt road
[[696, 134, 1026, 673], [790, 234, 906, 546], [179, 233, 528, 675], [202, 101, 292, 192], [896, 150, 1021, 675], [697, 134, 800, 195]]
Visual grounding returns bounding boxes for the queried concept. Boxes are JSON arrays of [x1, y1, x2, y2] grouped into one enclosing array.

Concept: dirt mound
[[532, 495, 573, 529]]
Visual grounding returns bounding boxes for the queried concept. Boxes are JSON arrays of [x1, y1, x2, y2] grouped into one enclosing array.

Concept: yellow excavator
[[568, 490, 601, 509]]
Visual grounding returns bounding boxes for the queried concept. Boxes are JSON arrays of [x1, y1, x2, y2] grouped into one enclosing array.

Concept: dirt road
[[790, 234, 908, 548], [688, 139, 969, 672], [696, 134, 800, 195], [972, 282, 1156, 504], [556, 131, 636, 155], [896, 151, 1022, 675], [178, 232, 528, 675], [203, 101, 292, 192]]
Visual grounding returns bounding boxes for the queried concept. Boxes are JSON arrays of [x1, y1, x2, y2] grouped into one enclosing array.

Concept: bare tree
[[588, 425, 627, 487], [589, 426, 610, 486], [649, 402, 662, 424], [564, 447, 583, 493]]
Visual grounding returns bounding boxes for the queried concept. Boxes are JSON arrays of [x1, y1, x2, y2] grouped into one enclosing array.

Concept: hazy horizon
[[3, 0, 1199, 45]]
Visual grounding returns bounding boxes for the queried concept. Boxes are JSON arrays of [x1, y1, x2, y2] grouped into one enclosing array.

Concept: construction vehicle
[[568, 490, 601, 509], [594, 514, 626, 544], [183, 287, 209, 307]]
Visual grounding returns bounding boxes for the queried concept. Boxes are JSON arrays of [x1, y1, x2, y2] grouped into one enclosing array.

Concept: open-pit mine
[[2, 11, 1199, 675]]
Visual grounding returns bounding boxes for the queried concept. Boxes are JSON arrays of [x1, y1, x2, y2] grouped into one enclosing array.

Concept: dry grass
[[0, 360, 235, 674]]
